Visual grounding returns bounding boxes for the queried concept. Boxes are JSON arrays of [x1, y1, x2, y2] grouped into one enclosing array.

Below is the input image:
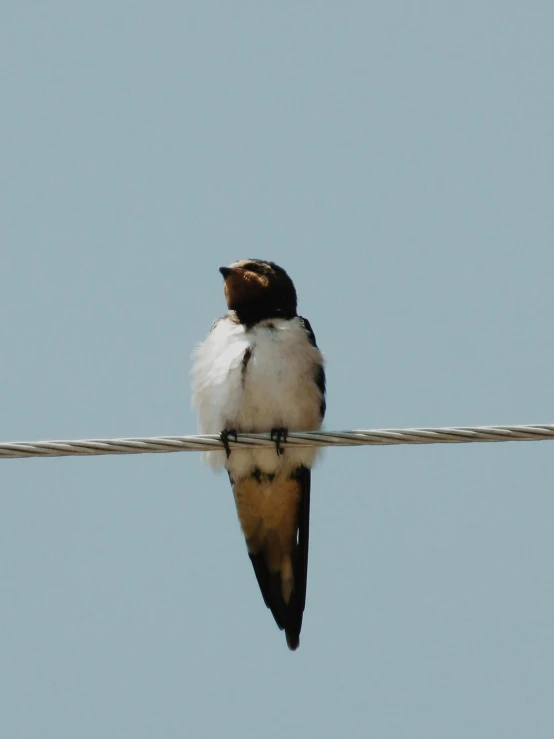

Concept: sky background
[[1, 2, 554, 737]]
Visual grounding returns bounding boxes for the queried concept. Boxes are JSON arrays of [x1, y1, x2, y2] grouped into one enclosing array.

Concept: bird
[[192, 259, 326, 650]]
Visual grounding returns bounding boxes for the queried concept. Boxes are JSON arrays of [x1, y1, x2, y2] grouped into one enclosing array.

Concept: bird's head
[[219, 259, 297, 324]]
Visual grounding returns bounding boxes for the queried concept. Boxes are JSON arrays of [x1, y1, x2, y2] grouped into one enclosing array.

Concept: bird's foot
[[270, 427, 288, 456], [220, 429, 238, 458]]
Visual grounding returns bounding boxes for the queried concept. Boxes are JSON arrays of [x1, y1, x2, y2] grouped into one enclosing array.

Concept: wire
[[1, 423, 553, 459]]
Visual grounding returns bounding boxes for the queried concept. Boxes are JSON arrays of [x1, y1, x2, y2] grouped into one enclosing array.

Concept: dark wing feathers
[[248, 554, 288, 629], [298, 315, 318, 347], [299, 316, 326, 420]]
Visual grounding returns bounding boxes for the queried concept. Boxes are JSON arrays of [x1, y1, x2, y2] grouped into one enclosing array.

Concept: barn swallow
[[192, 259, 326, 650]]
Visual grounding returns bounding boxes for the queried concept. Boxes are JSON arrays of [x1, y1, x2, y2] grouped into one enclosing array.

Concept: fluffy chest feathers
[[192, 316, 324, 476]]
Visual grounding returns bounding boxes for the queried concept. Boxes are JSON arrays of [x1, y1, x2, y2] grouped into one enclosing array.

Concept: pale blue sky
[[1, 2, 554, 737]]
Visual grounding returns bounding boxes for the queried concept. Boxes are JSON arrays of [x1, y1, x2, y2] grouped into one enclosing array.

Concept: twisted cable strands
[[1, 423, 554, 460]]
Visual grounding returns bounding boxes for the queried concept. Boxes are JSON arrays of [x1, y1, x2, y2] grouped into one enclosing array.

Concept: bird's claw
[[220, 429, 238, 458], [270, 427, 288, 456]]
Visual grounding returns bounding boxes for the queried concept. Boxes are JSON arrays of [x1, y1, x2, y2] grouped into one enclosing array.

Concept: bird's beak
[[219, 266, 233, 278]]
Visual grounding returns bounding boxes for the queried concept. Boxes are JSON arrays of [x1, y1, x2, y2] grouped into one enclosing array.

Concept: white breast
[[192, 316, 324, 477]]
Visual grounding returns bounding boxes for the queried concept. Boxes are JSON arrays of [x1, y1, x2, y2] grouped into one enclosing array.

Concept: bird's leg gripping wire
[[270, 427, 288, 456], [220, 429, 238, 458]]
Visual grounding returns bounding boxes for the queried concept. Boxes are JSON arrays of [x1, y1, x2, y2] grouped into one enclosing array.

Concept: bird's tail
[[248, 466, 311, 650]]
